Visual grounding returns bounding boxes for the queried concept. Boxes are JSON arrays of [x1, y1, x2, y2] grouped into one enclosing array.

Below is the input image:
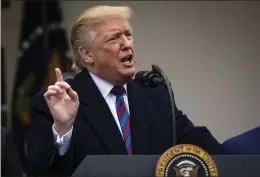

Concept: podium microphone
[[135, 65, 177, 146], [134, 71, 164, 87]]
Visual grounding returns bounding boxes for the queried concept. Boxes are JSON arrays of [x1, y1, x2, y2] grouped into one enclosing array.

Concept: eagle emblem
[[173, 160, 199, 177]]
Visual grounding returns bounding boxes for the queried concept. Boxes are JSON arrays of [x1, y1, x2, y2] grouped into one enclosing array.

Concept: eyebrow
[[102, 28, 132, 41], [102, 30, 120, 41]]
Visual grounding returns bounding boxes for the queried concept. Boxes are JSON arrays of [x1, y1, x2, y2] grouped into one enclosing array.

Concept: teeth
[[121, 55, 132, 62]]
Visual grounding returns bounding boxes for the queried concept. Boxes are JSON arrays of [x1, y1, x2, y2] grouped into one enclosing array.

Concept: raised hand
[[44, 68, 79, 136]]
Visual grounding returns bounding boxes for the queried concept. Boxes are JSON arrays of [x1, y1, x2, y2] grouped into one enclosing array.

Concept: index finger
[[55, 68, 64, 82]]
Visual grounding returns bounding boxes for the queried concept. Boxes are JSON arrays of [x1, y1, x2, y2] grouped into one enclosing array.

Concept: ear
[[78, 46, 94, 64]]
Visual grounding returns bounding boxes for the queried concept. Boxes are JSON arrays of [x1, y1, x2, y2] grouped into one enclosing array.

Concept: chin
[[125, 67, 136, 77], [115, 69, 136, 84]]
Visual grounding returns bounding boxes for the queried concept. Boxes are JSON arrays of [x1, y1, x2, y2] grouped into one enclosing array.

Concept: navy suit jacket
[[223, 126, 260, 155], [25, 69, 224, 176]]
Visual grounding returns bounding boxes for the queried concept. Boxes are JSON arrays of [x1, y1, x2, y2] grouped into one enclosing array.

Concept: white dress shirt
[[52, 72, 129, 155]]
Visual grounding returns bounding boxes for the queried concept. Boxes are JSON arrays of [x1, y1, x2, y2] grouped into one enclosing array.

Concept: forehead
[[95, 17, 132, 36]]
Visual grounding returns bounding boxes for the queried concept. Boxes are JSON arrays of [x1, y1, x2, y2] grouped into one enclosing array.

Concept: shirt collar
[[89, 71, 127, 99]]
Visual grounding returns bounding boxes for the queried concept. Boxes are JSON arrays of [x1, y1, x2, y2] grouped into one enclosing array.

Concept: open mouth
[[121, 55, 133, 64]]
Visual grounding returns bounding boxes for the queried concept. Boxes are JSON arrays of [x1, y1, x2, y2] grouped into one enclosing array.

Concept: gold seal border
[[155, 144, 219, 177]]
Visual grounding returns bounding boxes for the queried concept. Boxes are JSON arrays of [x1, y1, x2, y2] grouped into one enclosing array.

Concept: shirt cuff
[[52, 124, 73, 145]]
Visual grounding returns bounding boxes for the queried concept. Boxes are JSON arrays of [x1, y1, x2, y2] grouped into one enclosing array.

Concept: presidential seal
[[155, 144, 218, 177]]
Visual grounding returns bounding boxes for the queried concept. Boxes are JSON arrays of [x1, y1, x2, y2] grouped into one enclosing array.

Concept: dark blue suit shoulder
[[223, 126, 260, 154]]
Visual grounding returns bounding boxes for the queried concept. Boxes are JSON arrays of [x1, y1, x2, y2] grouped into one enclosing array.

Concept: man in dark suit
[[25, 5, 224, 177], [223, 126, 260, 155], [1, 126, 24, 177]]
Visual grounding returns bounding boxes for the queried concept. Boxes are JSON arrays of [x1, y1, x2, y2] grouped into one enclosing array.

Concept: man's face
[[88, 16, 136, 85]]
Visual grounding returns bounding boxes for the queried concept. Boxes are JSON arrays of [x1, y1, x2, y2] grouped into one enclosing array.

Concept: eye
[[110, 37, 117, 41], [125, 31, 132, 36], [107, 34, 119, 42], [125, 32, 132, 40]]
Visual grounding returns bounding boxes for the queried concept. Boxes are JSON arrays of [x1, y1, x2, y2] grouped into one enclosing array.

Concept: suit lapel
[[71, 69, 126, 154], [127, 80, 152, 154], [70, 69, 154, 154]]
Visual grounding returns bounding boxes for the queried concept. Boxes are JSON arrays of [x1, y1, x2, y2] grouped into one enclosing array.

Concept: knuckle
[[53, 85, 60, 89], [64, 82, 70, 87], [55, 81, 68, 87], [55, 81, 62, 85], [44, 91, 50, 97]]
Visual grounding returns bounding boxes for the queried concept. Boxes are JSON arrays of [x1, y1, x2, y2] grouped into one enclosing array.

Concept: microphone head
[[134, 71, 150, 86], [134, 71, 164, 88], [134, 71, 148, 80]]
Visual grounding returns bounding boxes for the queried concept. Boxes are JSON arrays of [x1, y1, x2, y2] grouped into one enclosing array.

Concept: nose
[[121, 35, 131, 50]]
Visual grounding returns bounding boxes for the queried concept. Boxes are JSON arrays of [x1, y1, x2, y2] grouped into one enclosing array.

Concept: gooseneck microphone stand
[[151, 64, 177, 146]]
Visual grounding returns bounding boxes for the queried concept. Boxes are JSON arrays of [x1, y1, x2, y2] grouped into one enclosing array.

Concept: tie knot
[[111, 85, 125, 96]]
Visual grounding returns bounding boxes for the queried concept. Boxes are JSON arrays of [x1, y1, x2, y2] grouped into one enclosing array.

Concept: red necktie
[[111, 86, 132, 155]]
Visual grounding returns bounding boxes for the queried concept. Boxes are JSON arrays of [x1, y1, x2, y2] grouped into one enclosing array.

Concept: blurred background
[[1, 0, 260, 173]]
